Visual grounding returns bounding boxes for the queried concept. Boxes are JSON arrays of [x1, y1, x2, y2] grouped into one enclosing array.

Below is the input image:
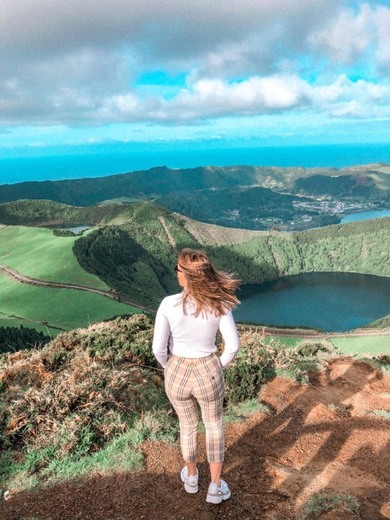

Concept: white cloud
[[309, 4, 372, 65], [92, 73, 389, 124], [374, 5, 390, 73], [0, 0, 389, 134], [308, 2, 390, 79]]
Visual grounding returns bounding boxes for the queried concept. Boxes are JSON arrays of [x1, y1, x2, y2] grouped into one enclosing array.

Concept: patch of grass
[[298, 493, 361, 520], [0, 270, 140, 333], [373, 409, 390, 421], [2, 409, 178, 492], [0, 225, 108, 288], [330, 335, 389, 356], [224, 398, 271, 423]]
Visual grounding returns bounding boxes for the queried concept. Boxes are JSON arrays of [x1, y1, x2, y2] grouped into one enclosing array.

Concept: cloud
[[0, 0, 389, 130], [308, 2, 390, 77], [309, 4, 373, 65], [94, 73, 390, 124], [375, 5, 390, 73]]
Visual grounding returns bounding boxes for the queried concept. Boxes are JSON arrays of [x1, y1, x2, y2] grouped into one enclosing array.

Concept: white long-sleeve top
[[152, 293, 239, 368]]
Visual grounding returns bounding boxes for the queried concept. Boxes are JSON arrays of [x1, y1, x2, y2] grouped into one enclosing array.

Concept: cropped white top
[[152, 293, 240, 368]]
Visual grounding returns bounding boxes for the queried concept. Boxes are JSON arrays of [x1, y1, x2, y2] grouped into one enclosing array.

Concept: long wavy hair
[[177, 248, 240, 317]]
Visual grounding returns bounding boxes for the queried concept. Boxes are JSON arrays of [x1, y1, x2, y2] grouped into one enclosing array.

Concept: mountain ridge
[[1, 164, 389, 230]]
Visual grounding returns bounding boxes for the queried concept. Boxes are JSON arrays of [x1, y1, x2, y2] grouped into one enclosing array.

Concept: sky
[[1, 0, 390, 158]]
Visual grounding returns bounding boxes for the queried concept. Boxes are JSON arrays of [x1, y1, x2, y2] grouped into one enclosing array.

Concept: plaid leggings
[[164, 353, 225, 463]]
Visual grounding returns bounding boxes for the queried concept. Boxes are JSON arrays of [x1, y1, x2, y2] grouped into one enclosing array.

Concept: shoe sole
[[206, 489, 231, 504], [183, 481, 199, 493]]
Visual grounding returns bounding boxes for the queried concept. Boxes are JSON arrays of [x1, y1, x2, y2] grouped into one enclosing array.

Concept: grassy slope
[[0, 270, 140, 333], [330, 335, 390, 355], [0, 225, 108, 288]]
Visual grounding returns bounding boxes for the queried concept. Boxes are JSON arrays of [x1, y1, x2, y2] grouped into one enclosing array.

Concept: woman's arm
[[218, 312, 240, 368], [152, 304, 171, 368]]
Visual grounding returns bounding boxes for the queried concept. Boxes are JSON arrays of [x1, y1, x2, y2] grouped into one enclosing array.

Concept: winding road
[[0, 264, 154, 312]]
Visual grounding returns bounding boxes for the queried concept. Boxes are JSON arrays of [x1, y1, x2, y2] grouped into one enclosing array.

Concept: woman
[[152, 248, 240, 504]]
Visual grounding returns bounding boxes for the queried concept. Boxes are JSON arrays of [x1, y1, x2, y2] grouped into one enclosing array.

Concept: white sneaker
[[206, 479, 231, 504], [180, 466, 199, 494]]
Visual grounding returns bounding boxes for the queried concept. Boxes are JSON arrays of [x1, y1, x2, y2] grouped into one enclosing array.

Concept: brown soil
[[1, 357, 390, 520]]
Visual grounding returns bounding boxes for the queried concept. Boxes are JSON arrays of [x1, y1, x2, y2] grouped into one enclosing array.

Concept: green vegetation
[[223, 399, 271, 423], [70, 201, 390, 306], [330, 335, 389, 355], [0, 200, 389, 333], [0, 225, 108, 288], [0, 165, 388, 231], [0, 326, 50, 354], [363, 314, 390, 329], [0, 314, 347, 493], [298, 493, 361, 520], [156, 185, 300, 229], [0, 315, 174, 490], [0, 270, 140, 334], [1, 313, 389, 495], [372, 409, 390, 421], [224, 333, 337, 403]]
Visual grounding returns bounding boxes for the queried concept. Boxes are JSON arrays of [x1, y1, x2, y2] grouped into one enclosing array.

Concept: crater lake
[[233, 272, 390, 332]]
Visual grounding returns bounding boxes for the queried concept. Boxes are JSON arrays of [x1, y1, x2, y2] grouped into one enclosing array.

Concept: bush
[[224, 331, 336, 404], [0, 314, 165, 459], [224, 331, 276, 403], [298, 493, 360, 520]]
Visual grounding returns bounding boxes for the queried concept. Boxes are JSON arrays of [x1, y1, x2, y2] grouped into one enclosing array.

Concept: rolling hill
[[1, 164, 389, 230]]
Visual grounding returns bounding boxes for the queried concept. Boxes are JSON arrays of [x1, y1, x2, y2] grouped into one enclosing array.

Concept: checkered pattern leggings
[[164, 353, 225, 463]]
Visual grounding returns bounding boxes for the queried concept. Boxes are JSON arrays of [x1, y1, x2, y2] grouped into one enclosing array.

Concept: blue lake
[[233, 272, 390, 332], [341, 210, 390, 224]]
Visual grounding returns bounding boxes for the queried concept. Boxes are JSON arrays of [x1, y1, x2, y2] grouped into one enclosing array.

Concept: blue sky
[[1, 0, 390, 158]]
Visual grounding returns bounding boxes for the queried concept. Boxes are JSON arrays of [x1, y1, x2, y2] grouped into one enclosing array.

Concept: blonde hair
[[178, 248, 240, 317]]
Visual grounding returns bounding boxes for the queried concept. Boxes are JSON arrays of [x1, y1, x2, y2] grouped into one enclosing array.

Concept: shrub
[[224, 331, 336, 404], [0, 314, 165, 460], [298, 493, 361, 520], [224, 331, 276, 403]]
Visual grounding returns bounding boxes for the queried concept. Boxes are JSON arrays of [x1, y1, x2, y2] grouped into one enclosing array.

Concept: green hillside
[[0, 270, 140, 334], [1, 164, 389, 206], [0, 199, 389, 330], [1, 164, 389, 230], [0, 225, 108, 288], [72, 202, 390, 305], [0, 199, 138, 227]]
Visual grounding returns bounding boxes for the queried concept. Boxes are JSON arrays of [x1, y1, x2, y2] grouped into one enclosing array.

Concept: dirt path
[[240, 324, 390, 340], [158, 216, 177, 249], [1, 357, 390, 520], [0, 264, 154, 312]]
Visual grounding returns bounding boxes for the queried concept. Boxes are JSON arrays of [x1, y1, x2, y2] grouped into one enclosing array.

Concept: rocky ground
[[1, 357, 390, 520]]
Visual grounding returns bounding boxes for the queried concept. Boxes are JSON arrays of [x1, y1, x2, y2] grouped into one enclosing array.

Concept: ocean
[[0, 142, 389, 185]]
